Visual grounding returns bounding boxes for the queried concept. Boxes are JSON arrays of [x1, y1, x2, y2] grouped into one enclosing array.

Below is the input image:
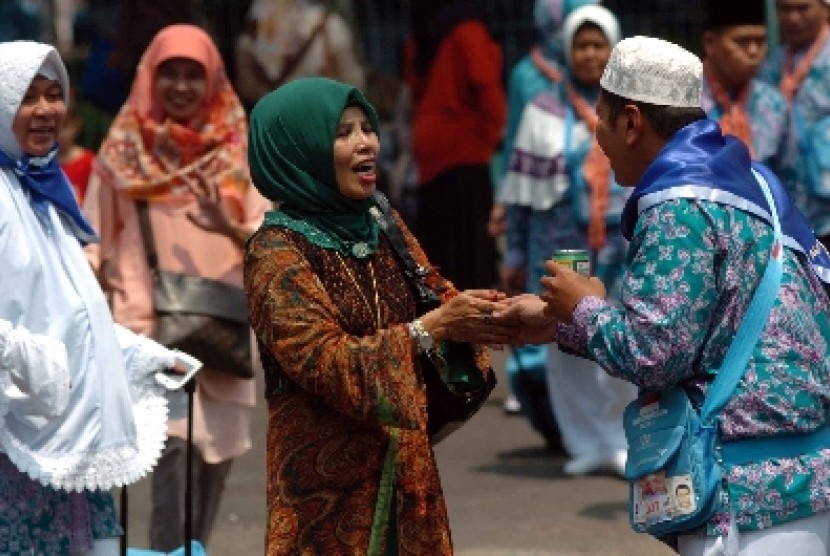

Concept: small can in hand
[[551, 249, 590, 276]]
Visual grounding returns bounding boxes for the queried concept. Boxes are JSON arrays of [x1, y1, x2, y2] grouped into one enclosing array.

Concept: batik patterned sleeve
[[573, 199, 726, 389], [246, 229, 427, 431]]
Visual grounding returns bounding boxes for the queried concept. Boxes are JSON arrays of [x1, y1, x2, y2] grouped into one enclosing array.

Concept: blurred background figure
[[701, 0, 786, 171], [501, 3, 632, 475], [83, 24, 270, 551], [235, 0, 366, 110], [70, 0, 127, 151], [58, 88, 95, 204], [490, 0, 598, 239], [0, 0, 42, 42], [404, 0, 505, 292], [760, 0, 830, 249], [493, 0, 597, 447]]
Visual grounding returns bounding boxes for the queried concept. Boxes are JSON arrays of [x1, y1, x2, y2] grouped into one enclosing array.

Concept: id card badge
[[633, 472, 698, 524], [632, 471, 673, 525]]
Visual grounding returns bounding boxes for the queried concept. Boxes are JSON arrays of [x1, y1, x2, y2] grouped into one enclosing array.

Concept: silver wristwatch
[[408, 318, 435, 353]]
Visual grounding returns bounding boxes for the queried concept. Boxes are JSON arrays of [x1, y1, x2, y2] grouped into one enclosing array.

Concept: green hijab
[[248, 77, 381, 258]]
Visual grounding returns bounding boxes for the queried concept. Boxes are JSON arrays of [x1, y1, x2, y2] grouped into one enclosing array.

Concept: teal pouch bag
[[623, 388, 722, 535]]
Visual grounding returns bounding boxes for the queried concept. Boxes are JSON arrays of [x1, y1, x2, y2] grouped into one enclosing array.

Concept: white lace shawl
[[0, 42, 173, 492]]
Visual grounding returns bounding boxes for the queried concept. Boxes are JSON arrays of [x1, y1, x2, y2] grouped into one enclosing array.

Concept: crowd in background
[[3, 0, 830, 553]]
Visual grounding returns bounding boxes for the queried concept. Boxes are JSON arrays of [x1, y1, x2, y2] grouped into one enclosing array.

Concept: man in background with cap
[[498, 35, 830, 553], [701, 0, 787, 171], [759, 0, 830, 247]]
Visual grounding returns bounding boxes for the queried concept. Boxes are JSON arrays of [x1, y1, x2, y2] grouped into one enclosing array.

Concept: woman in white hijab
[[500, 5, 635, 477], [0, 40, 179, 555]]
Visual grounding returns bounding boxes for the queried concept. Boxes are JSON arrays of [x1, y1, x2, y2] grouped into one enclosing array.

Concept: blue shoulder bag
[[622, 169, 784, 536]]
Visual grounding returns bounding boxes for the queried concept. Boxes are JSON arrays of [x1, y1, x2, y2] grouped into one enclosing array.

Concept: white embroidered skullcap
[[562, 5, 621, 62], [600, 36, 702, 108]]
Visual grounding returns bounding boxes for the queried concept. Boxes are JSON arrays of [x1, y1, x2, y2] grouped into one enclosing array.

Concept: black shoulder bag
[[135, 200, 254, 379], [371, 192, 496, 444]]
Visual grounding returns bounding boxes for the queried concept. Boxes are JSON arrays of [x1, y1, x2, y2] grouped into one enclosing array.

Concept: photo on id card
[[632, 470, 672, 525], [669, 474, 696, 515]]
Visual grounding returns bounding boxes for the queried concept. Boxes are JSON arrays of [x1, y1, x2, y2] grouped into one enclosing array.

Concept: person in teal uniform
[[701, 0, 787, 171], [500, 36, 830, 553], [491, 0, 599, 446], [759, 0, 830, 246]]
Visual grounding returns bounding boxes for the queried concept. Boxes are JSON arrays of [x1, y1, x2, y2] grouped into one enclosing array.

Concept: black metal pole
[[184, 377, 197, 556]]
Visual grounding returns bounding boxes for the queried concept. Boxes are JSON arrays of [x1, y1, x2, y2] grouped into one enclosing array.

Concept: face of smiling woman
[[154, 57, 208, 124], [333, 105, 380, 200], [12, 75, 66, 157]]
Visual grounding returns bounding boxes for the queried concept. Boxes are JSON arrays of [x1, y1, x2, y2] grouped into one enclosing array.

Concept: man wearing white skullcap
[[498, 35, 830, 554]]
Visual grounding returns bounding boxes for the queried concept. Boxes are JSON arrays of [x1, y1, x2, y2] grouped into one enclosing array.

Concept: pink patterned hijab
[[94, 24, 250, 202]]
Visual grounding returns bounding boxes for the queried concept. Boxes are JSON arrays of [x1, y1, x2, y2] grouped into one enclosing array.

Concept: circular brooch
[[351, 242, 371, 258]]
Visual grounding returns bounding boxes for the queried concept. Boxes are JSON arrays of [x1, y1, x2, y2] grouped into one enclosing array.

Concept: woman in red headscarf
[[84, 24, 271, 551]]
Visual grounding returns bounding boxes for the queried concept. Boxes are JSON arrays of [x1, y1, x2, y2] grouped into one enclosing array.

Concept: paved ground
[[122, 351, 674, 555]]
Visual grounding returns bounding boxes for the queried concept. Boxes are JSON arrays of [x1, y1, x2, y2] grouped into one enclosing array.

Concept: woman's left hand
[[539, 260, 606, 322], [184, 172, 248, 244], [420, 289, 518, 347]]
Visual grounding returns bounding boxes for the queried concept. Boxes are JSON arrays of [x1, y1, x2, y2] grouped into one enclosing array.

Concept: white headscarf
[[561, 4, 621, 63], [0, 41, 70, 159], [0, 41, 172, 492]]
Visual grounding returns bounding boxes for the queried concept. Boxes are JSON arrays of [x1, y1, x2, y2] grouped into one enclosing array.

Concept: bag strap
[[371, 191, 430, 285], [699, 168, 784, 422], [184, 377, 196, 556], [563, 105, 575, 161], [135, 200, 159, 271], [270, 12, 329, 89]]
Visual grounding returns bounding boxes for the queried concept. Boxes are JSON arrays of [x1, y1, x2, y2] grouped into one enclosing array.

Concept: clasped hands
[[434, 260, 606, 348]]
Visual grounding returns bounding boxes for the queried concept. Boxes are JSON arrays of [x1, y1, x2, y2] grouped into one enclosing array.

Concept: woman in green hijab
[[245, 77, 514, 555]]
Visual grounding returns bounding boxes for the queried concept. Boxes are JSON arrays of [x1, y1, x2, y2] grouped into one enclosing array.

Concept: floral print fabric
[[0, 455, 121, 554], [560, 198, 830, 535]]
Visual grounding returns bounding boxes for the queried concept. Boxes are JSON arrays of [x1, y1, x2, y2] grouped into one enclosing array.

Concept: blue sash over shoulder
[[620, 119, 830, 283]]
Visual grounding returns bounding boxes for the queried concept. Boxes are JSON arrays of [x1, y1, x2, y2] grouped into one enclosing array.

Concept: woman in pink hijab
[[84, 24, 270, 551]]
